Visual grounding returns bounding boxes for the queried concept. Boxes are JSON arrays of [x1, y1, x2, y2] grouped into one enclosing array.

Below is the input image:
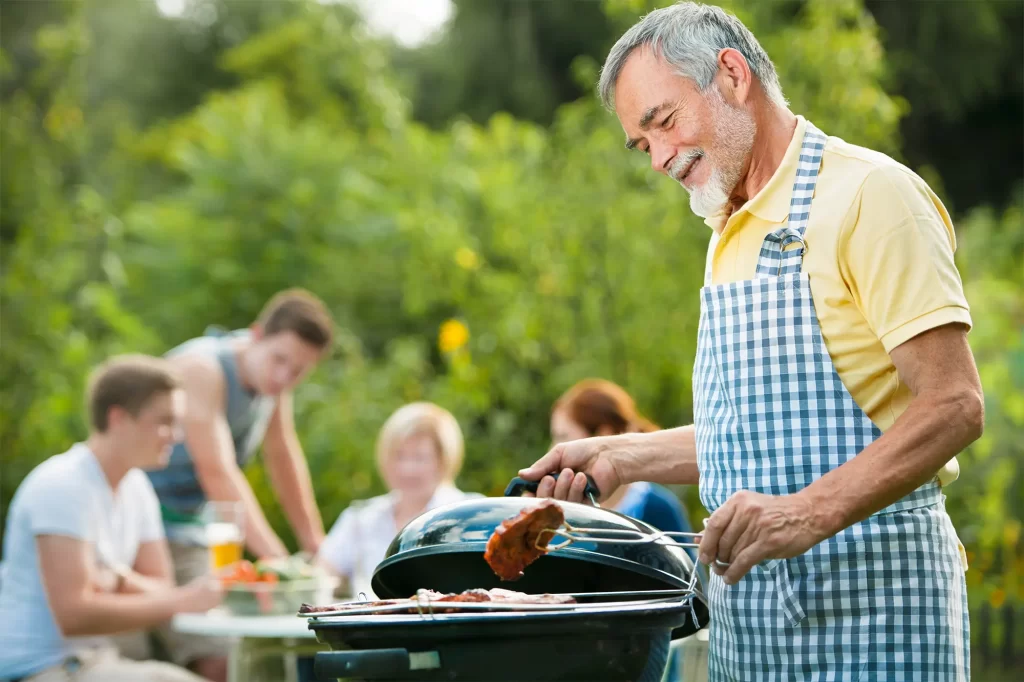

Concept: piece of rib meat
[[298, 588, 576, 615], [483, 588, 575, 604], [484, 499, 566, 581], [298, 591, 447, 614]]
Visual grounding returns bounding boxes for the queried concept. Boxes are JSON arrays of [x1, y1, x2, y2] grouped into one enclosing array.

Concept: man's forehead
[[615, 50, 694, 119]]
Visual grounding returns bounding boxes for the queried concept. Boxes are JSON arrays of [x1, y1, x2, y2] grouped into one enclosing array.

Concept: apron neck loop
[[754, 122, 828, 278]]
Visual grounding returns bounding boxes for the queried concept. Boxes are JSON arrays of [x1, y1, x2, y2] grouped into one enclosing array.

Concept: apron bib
[[692, 123, 969, 681]]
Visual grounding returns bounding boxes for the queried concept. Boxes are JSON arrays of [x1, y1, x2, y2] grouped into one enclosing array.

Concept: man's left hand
[[698, 490, 828, 584]]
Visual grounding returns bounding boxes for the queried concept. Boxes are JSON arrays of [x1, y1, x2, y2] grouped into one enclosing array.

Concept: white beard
[[675, 88, 756, 218]]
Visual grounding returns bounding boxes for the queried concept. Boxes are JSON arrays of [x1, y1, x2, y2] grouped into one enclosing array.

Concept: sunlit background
[[2, 0, 1022, 679]]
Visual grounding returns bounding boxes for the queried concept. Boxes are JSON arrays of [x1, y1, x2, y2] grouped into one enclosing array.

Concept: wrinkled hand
[[698, 491, 827, 585], [517, 436, 626, 504]]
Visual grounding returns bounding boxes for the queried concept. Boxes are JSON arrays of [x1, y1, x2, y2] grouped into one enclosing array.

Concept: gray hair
[[598, 2, 787, 110]]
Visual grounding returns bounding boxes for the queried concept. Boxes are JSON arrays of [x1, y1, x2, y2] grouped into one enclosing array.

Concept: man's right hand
[[177, 575, 224, 614], [517, 436, 629, 504]]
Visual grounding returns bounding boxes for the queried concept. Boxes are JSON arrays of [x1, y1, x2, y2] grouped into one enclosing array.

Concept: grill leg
[[638, 632, 671, 682]]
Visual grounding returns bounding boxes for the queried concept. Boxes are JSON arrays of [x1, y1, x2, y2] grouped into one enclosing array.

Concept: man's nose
[[650, 143, 675, 175]]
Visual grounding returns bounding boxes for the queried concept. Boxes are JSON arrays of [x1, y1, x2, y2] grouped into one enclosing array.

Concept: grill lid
[[368, 497, 709, 637]]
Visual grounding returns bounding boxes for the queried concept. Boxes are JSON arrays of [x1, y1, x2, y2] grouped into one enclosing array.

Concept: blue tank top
[[147, 327, 277, 516]]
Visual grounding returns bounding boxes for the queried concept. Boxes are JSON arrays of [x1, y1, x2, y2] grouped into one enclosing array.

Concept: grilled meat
[[298, 587, 575, 615], [484, 500, 566, 581]]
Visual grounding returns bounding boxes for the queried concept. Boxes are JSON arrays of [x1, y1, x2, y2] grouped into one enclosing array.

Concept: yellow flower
[[1003, 520, 1021, 548], [438, 319, 469, 354], [454, 247, 480, 270], [536, 273, 557, 295], [990, 587, 1006, 609]]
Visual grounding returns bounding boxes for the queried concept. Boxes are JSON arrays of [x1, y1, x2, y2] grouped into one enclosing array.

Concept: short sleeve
[[130, 471, 166, 543], [840, 168, 972, 353], [27, 477, 95, 542], [318, 507, 358, 578]]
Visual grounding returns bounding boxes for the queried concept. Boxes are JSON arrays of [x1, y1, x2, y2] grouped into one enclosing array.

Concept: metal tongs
[[539, 523, 703, 551]]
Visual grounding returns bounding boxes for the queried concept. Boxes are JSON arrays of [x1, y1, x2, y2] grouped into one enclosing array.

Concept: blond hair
[[375, 402, 465, 482]]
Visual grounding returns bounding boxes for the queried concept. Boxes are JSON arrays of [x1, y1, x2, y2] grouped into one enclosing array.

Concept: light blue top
[[0, 444, 164, 679]]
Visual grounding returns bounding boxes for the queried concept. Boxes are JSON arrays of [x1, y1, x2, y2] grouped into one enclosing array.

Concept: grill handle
[[504, 474, 601, 505], [314, 649, 440, 679]]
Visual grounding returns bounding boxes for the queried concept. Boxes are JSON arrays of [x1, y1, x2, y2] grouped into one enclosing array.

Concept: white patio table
[[172, 609, 326, 682]]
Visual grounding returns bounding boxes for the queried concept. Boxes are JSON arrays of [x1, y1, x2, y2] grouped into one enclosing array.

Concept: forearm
[[119, 571, 173, 595], [267, 444, 325, 554], [59, 589, 184, 637], [800, 389, 983, 537], [204, 467, 288, 559], [617, 425, 699, 486]]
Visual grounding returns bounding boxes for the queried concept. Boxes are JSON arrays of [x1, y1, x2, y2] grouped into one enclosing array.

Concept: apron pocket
[[797, 540, 874, 627], [765, 558, 806, 627]]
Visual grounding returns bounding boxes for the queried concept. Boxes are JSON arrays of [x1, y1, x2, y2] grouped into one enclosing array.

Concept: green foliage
[[2, 0, 1021, 642], [396, 0, 1022, 213], [396, 0, 614, 127], [945, 194, 1024, 611]]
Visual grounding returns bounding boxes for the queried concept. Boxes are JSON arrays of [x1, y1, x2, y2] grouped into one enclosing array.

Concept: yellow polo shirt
[[704, 116, 970, 484]]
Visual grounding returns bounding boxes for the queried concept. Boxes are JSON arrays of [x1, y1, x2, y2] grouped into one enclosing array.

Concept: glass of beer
[[201, 501, 245, 572]]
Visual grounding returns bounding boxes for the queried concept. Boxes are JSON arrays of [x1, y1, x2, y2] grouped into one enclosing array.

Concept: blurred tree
[[101, 0, 903, 531], [1, 9, 161, 512], [945, 191, 1024, 617], [396, 0, 1023, 213], [394, 0, 615, 127], [863, 0, 1024, 214], [2, 3, 1021, 657]]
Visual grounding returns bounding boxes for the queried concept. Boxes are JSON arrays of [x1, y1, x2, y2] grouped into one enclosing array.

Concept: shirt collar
[[75, 442, 117, 499], [384, 483, 465, 517], [704, 115, 808, 232], [425, 482, 465, 509]]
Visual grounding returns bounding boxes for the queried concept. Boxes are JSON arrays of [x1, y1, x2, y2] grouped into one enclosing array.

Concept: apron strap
[[788, 122, 827, 236], [754, 123, 828, 278]]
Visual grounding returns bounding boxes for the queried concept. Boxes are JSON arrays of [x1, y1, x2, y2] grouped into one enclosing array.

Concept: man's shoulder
[[168, 348, 227, 411], [9, 447, 98, 522], [823, 135, 935, 202], [168, 348, 223, 380], [17, 447, 88, 496]]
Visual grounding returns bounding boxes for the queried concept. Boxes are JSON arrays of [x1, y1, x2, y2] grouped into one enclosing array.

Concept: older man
[[519, 3, 980, 680]]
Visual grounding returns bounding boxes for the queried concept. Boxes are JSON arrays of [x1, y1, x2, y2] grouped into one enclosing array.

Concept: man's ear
[[105, 405, 130, 431], [716, 47, 753, 105]]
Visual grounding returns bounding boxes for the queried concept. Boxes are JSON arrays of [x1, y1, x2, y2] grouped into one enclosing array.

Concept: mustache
[[670, 149, 705, 182]]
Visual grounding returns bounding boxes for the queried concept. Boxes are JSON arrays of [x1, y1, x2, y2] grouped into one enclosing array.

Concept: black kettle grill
[[307, 480, 710, 681]]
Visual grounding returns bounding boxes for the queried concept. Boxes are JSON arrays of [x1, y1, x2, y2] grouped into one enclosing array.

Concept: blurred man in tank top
[[146, 289, 334, 681]]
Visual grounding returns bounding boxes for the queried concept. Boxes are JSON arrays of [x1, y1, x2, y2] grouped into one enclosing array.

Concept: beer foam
[[206, 522, 242, 545]]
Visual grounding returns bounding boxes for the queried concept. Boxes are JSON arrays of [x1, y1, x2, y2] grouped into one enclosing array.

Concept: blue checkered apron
[[692, 123, 970, 681]]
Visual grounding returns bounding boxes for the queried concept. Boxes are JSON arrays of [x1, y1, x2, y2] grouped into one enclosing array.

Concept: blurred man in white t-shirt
[[0, 355, 222, 682]]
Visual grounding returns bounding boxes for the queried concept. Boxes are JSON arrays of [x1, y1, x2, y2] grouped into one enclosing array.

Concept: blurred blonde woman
[[315, 402, 481, 599]]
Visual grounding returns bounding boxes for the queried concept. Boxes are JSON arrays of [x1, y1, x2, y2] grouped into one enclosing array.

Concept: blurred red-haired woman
[[551, 379, 694, 536]]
